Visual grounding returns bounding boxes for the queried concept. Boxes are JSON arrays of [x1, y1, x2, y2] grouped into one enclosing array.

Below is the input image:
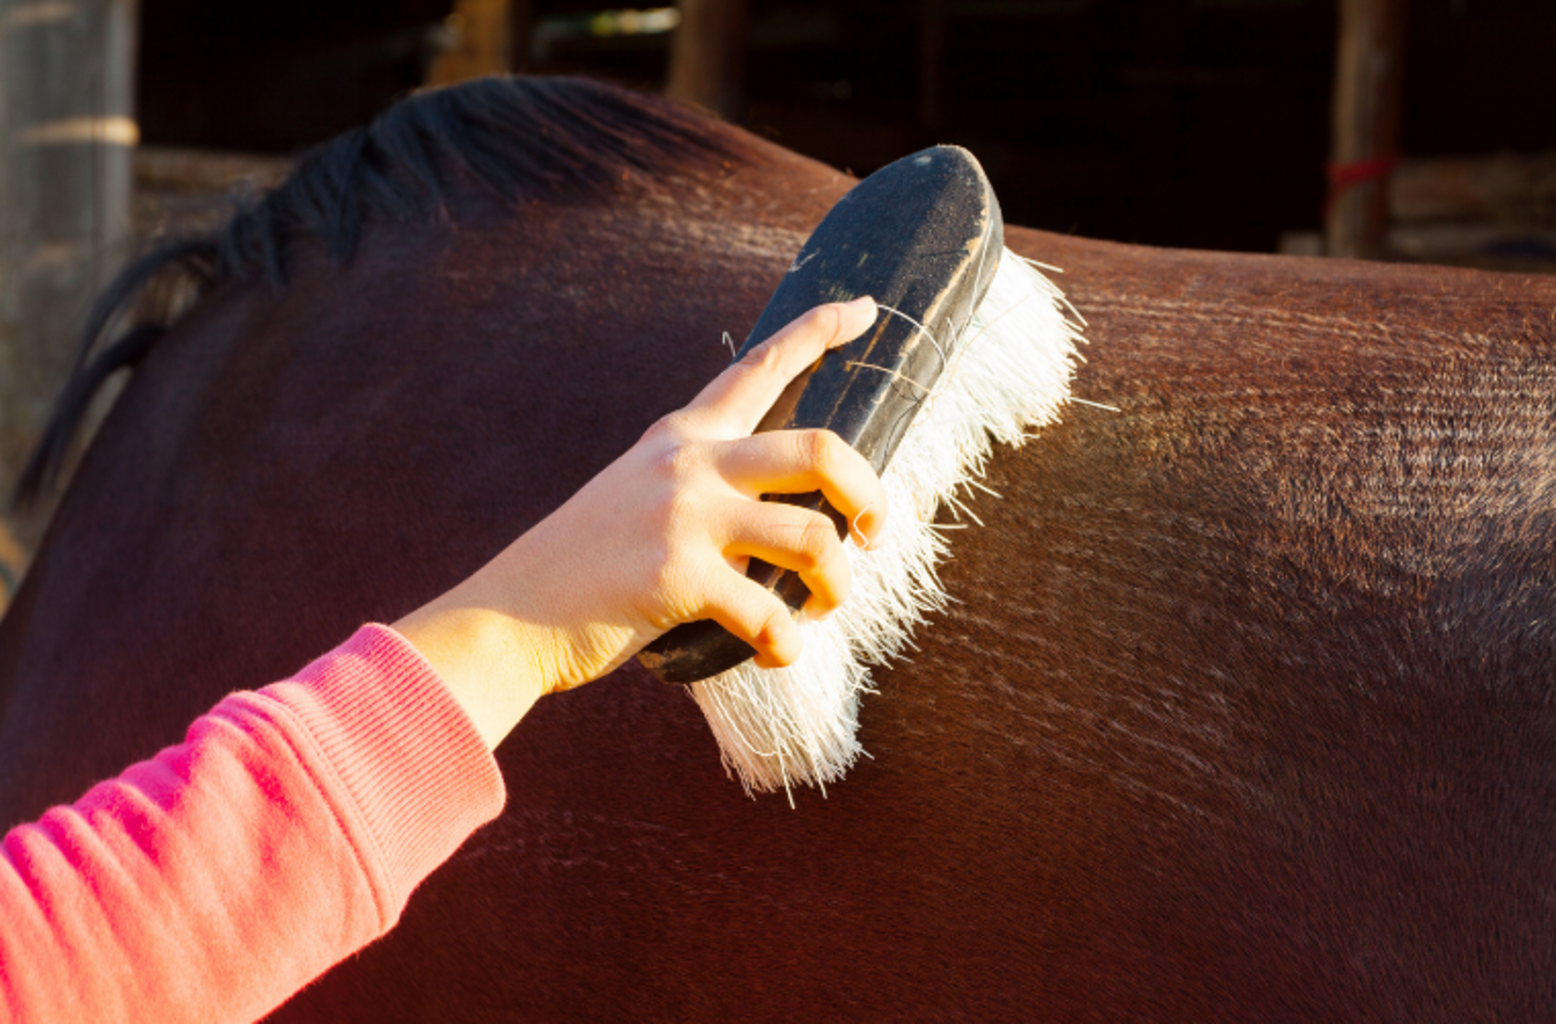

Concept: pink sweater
[[0, 624, 506, 1023]]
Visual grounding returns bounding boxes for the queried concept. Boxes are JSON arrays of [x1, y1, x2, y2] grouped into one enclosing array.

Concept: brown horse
[[2, 76, 1553, 1022]]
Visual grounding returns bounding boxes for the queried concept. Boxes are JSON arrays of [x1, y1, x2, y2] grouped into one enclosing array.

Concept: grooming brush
[[639, 146, 1084, 797]]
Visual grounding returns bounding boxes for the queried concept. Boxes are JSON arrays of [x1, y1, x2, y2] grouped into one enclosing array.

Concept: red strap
[[1325, 155, 1399, 191], [1323, 155, 1399, 219]]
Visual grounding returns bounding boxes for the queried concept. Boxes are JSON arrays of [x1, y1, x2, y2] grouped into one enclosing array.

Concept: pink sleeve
[[0, 624, 506, 1024]]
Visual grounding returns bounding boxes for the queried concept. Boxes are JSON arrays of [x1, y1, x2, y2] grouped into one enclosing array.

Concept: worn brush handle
[[637, 146, 1004, 685]]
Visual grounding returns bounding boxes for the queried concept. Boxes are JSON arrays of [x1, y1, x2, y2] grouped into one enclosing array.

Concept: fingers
[[713, 429, 888, 548], [699, 568, 805, 669], [626, 299, 889, 673], [720, 499, 853, 617], [686, 296, 878, 436]]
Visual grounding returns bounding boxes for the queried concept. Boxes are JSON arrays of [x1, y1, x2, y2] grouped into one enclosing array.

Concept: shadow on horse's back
[[2, 76, 1553, 1022]]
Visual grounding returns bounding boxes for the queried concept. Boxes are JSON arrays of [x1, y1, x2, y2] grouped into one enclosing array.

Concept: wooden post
[[0, 0, 139, 548], [425, 0, 513, 87], [667, 0, 749, 122], [1325, 0, 1407, 259]]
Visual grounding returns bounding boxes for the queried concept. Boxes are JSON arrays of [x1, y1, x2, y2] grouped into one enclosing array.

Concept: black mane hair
[[17, 75, 733, 505]]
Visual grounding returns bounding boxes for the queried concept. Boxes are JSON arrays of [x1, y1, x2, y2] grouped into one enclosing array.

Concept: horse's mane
[[17, 76, 734, 504]]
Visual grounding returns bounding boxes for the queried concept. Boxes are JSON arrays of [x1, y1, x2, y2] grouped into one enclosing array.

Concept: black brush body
[[638, 146, 1004, 684]]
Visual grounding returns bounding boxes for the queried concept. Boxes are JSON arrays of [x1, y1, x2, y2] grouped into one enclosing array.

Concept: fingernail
[[846, 295, 876, 311]]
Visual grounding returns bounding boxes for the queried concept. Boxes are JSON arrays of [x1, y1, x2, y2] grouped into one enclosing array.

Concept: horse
[[1, 76, 1552, 1022]]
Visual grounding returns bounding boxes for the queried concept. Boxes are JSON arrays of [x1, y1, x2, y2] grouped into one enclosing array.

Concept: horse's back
[[0, 79, 1552, 1022]]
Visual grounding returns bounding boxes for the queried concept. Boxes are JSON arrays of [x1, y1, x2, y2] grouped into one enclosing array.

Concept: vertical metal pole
[[1325, 0, 1407, 259], [0, 0, 139, 546], [667, 0, 749, 122]]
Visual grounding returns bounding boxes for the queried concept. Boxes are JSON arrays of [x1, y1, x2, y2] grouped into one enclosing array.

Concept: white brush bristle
[[688, 250, 1085, 800]]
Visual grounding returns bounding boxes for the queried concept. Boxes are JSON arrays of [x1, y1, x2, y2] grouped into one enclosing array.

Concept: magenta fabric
[[0, 624, 506, 1023]]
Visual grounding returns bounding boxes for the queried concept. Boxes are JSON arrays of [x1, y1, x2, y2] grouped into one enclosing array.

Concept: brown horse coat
[[1, 78, 1552, 1021]]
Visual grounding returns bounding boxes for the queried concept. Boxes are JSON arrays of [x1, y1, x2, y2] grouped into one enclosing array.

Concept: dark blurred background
[[130, 0, 1556, 256]]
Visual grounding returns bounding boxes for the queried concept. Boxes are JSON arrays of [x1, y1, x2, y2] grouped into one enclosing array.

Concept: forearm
[[0, 625, 504, 1024], [393, 581, 552, 752]]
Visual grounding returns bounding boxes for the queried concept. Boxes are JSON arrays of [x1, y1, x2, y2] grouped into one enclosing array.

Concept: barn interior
[[2, 0, 1555, 585], [128, 0, 1556, 261]]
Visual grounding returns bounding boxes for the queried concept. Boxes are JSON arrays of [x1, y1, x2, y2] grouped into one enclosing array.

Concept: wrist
[[391, 600, 550, 750]]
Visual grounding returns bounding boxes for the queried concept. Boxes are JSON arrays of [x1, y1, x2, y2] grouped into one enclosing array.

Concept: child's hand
[[395, 297, 887, 748]]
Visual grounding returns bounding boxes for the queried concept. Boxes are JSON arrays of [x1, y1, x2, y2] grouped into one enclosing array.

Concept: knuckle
[[653, 441, 703, 483], [801, 429, 844, 474], [797, 513, 839, 567], [738, 339, 786, 376]]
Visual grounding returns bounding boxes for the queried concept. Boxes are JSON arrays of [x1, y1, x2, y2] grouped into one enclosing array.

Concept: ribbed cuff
[[245, 624, 506, 928]]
